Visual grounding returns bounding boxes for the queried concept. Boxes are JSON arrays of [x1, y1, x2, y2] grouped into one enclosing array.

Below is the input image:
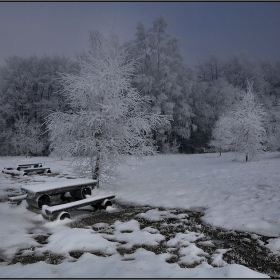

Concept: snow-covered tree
[[10, 117, 44, 156], [0, 54, 77, 155], [210, 82, 267, 160], [223, 52, 256, 90], [191, 78, 240, 133], [209, 115, 235, 156], [128, 16, 193, 153], [259, 60, 280, 151], [196, 55, 224, 83], [46, 31, 168, 187]]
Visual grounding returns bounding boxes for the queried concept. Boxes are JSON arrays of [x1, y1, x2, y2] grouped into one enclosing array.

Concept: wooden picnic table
[[9, 178, 115, 221], [2, 163, 51, 176], [21, 178, 97, 208], [17, 163, 43, 170], [2, 168, 25, 176], [22, 167, 51, 174]]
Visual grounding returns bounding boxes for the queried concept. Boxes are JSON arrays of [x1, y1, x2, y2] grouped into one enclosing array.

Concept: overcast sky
[[1, 2, 280, 67]]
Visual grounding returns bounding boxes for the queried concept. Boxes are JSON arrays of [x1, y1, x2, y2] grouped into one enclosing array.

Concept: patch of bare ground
[[70, 202, 280, 278]]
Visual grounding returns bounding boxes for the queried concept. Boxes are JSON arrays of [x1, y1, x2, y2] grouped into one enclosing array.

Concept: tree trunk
[[92, 153, 100, 188], [92, 135, 101, 188]]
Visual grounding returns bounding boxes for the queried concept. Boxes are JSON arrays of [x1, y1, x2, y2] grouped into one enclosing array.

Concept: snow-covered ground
[[115, 152, 280, 238], [0, 152, 279, 278]]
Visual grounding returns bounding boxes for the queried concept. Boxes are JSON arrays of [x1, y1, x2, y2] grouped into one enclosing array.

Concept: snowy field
[[0, 152, 280, 277]]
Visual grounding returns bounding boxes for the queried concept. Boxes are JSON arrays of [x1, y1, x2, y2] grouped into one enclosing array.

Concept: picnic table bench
[[2, 167, 25, 176], [9, 178, 115, 220], [2, 163, 51, 176], [17, 163, 51, 174], [17, 163, 43, 170], [42, 194, 115, 220], [22, 167, 51, 175]]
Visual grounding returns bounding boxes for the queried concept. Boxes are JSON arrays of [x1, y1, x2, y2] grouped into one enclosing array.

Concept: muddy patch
[[9, 250, 65, 266], [71, 202, 280, 278]]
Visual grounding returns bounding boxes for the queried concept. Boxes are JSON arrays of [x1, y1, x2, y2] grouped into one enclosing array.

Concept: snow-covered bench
[[8, 194, 28, 203], [9, 178, 115, 220], [42, 194, 115, 220], [2, 164, 51, 176], [21, 167, 51, 175], [17, 163, 51, 175], [19, 178, 97, 209], [2, 167, 25, 176], [17, 163, 43, 170]]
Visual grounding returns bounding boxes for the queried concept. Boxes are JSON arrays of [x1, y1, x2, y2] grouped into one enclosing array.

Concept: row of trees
[[0, 16, 280, 165], [0, 55, 78, 156], [126, 16, 280, 154], [192, 53, 280, 154]]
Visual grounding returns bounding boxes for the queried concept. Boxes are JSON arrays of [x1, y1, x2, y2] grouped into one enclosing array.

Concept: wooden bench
[[2, 168, 26, 176], [22, 167, 51, 175], [42, 194, 115, 220], [17, 163, 43, 170], [20, 178, 97, 209], [2, 164, 50, 176], [3, 167, 14, 171], [8, 194, 28, 203]]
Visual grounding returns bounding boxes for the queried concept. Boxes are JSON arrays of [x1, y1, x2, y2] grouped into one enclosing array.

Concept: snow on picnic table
[[21, 178, 96, 193], [0, 152, 279, 278]]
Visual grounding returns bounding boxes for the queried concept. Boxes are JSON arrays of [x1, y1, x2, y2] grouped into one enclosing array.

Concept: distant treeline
[[0, 16, 280, 156]]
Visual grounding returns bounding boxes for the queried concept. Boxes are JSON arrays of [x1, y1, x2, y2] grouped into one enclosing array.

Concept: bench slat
[[43, 194, 115, 215], [23, 167, 49, 171], [23, 167, 50, 173], [9, 194, 28, 202], [18, 163, 42, 167]]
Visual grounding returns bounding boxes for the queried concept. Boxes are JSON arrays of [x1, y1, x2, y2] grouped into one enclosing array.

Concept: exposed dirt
[[9, 251, 65, 266], [71, 202, 280, 278]]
